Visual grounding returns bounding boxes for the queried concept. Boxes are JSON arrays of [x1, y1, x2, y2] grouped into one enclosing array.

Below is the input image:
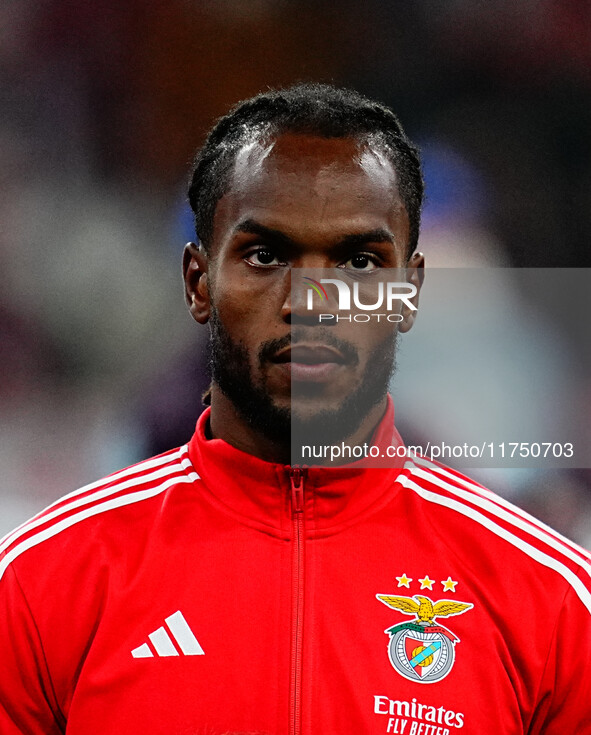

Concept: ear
[[398, 251, 425, 334], [183, 242, 210, 324]]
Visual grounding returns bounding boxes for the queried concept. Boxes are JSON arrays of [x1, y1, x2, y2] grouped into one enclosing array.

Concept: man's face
[[190, 133, 419, 445]]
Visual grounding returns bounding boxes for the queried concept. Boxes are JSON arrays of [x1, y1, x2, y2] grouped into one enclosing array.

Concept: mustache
[[258, 328, 360, 366]]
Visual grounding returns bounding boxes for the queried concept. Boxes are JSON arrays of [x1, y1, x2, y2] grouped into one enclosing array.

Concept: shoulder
[[395, 455, 591, 615], [0, 444, 200, 584]]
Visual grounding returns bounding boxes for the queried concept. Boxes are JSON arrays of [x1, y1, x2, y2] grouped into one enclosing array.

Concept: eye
[[339, 253, 379, 271], [244, 248, 286, 267]]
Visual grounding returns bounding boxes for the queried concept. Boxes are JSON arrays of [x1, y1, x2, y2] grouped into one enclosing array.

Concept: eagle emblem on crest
[[377, 594, 473, 626]]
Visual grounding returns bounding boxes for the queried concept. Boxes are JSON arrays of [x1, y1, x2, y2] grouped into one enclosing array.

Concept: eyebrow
[[235, 219, 396, 249]]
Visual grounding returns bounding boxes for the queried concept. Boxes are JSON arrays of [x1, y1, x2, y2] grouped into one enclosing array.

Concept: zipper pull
[[289, 467, 306, 514]]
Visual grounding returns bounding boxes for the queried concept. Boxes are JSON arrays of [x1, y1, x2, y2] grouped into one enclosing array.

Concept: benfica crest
[[376, 594, 473, 684]]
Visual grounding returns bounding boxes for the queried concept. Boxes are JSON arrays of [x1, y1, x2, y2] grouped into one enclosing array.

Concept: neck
[[208, 386, 388, 465]]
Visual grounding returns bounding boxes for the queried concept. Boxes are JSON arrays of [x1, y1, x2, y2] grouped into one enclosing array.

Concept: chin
[[289, 400, 347, 425]]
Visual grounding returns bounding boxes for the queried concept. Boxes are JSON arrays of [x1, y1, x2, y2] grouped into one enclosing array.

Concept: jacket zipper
[[289, 467, 306, 735]]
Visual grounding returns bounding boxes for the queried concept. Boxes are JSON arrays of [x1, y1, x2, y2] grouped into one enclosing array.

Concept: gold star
[[418, 575, 434, 590], [396, 573, 412, 588], [442, 577, 458, 593]]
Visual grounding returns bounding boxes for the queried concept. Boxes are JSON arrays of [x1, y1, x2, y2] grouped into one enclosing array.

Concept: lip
[[272, 344, 346, 364], [271, 343, 347, 383]]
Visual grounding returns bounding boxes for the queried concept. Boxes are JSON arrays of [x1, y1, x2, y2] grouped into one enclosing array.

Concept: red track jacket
[[1, 402, 591, 734]]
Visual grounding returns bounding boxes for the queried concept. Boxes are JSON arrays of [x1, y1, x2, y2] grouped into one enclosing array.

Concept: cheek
[[212, 281, 275, 351], [215, 292, 251, 342], [333, 319, 398, 354], [213, 266, 285, 320]]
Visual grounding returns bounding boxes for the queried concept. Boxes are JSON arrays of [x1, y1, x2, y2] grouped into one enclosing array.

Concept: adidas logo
[[131, 610, 205, 658]]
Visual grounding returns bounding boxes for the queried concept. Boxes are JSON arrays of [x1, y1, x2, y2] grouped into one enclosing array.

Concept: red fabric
[[1, 402, 590, 734]]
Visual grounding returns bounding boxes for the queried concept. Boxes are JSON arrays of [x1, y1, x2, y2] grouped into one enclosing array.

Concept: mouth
[[271, 343, 348, 382]]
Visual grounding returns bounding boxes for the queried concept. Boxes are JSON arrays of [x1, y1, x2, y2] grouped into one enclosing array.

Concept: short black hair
[[188, 83, 424, 256]]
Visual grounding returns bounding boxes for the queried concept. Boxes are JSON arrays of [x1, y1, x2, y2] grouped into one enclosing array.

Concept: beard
[[209, 306, 397, 457]]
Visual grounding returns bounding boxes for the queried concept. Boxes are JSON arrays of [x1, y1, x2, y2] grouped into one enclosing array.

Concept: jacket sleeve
[[528, 577, 591, 734], [0, 561, 64, 734]]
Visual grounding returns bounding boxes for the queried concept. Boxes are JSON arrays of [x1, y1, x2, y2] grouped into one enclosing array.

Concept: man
[[1, 84, 590, 735]]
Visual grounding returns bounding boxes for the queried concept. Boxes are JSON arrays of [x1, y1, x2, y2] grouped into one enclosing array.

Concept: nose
[[281, 268, 336, 326]]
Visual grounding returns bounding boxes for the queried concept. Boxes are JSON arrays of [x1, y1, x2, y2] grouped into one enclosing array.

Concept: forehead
[[213, 133, 409, 245]]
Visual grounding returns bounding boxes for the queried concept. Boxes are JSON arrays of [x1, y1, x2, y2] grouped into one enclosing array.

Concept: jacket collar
[[186, 396, 406, 537]]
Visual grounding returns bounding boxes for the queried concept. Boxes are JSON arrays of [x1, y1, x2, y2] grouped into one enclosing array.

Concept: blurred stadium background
[[1, 0, 591, 544]]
